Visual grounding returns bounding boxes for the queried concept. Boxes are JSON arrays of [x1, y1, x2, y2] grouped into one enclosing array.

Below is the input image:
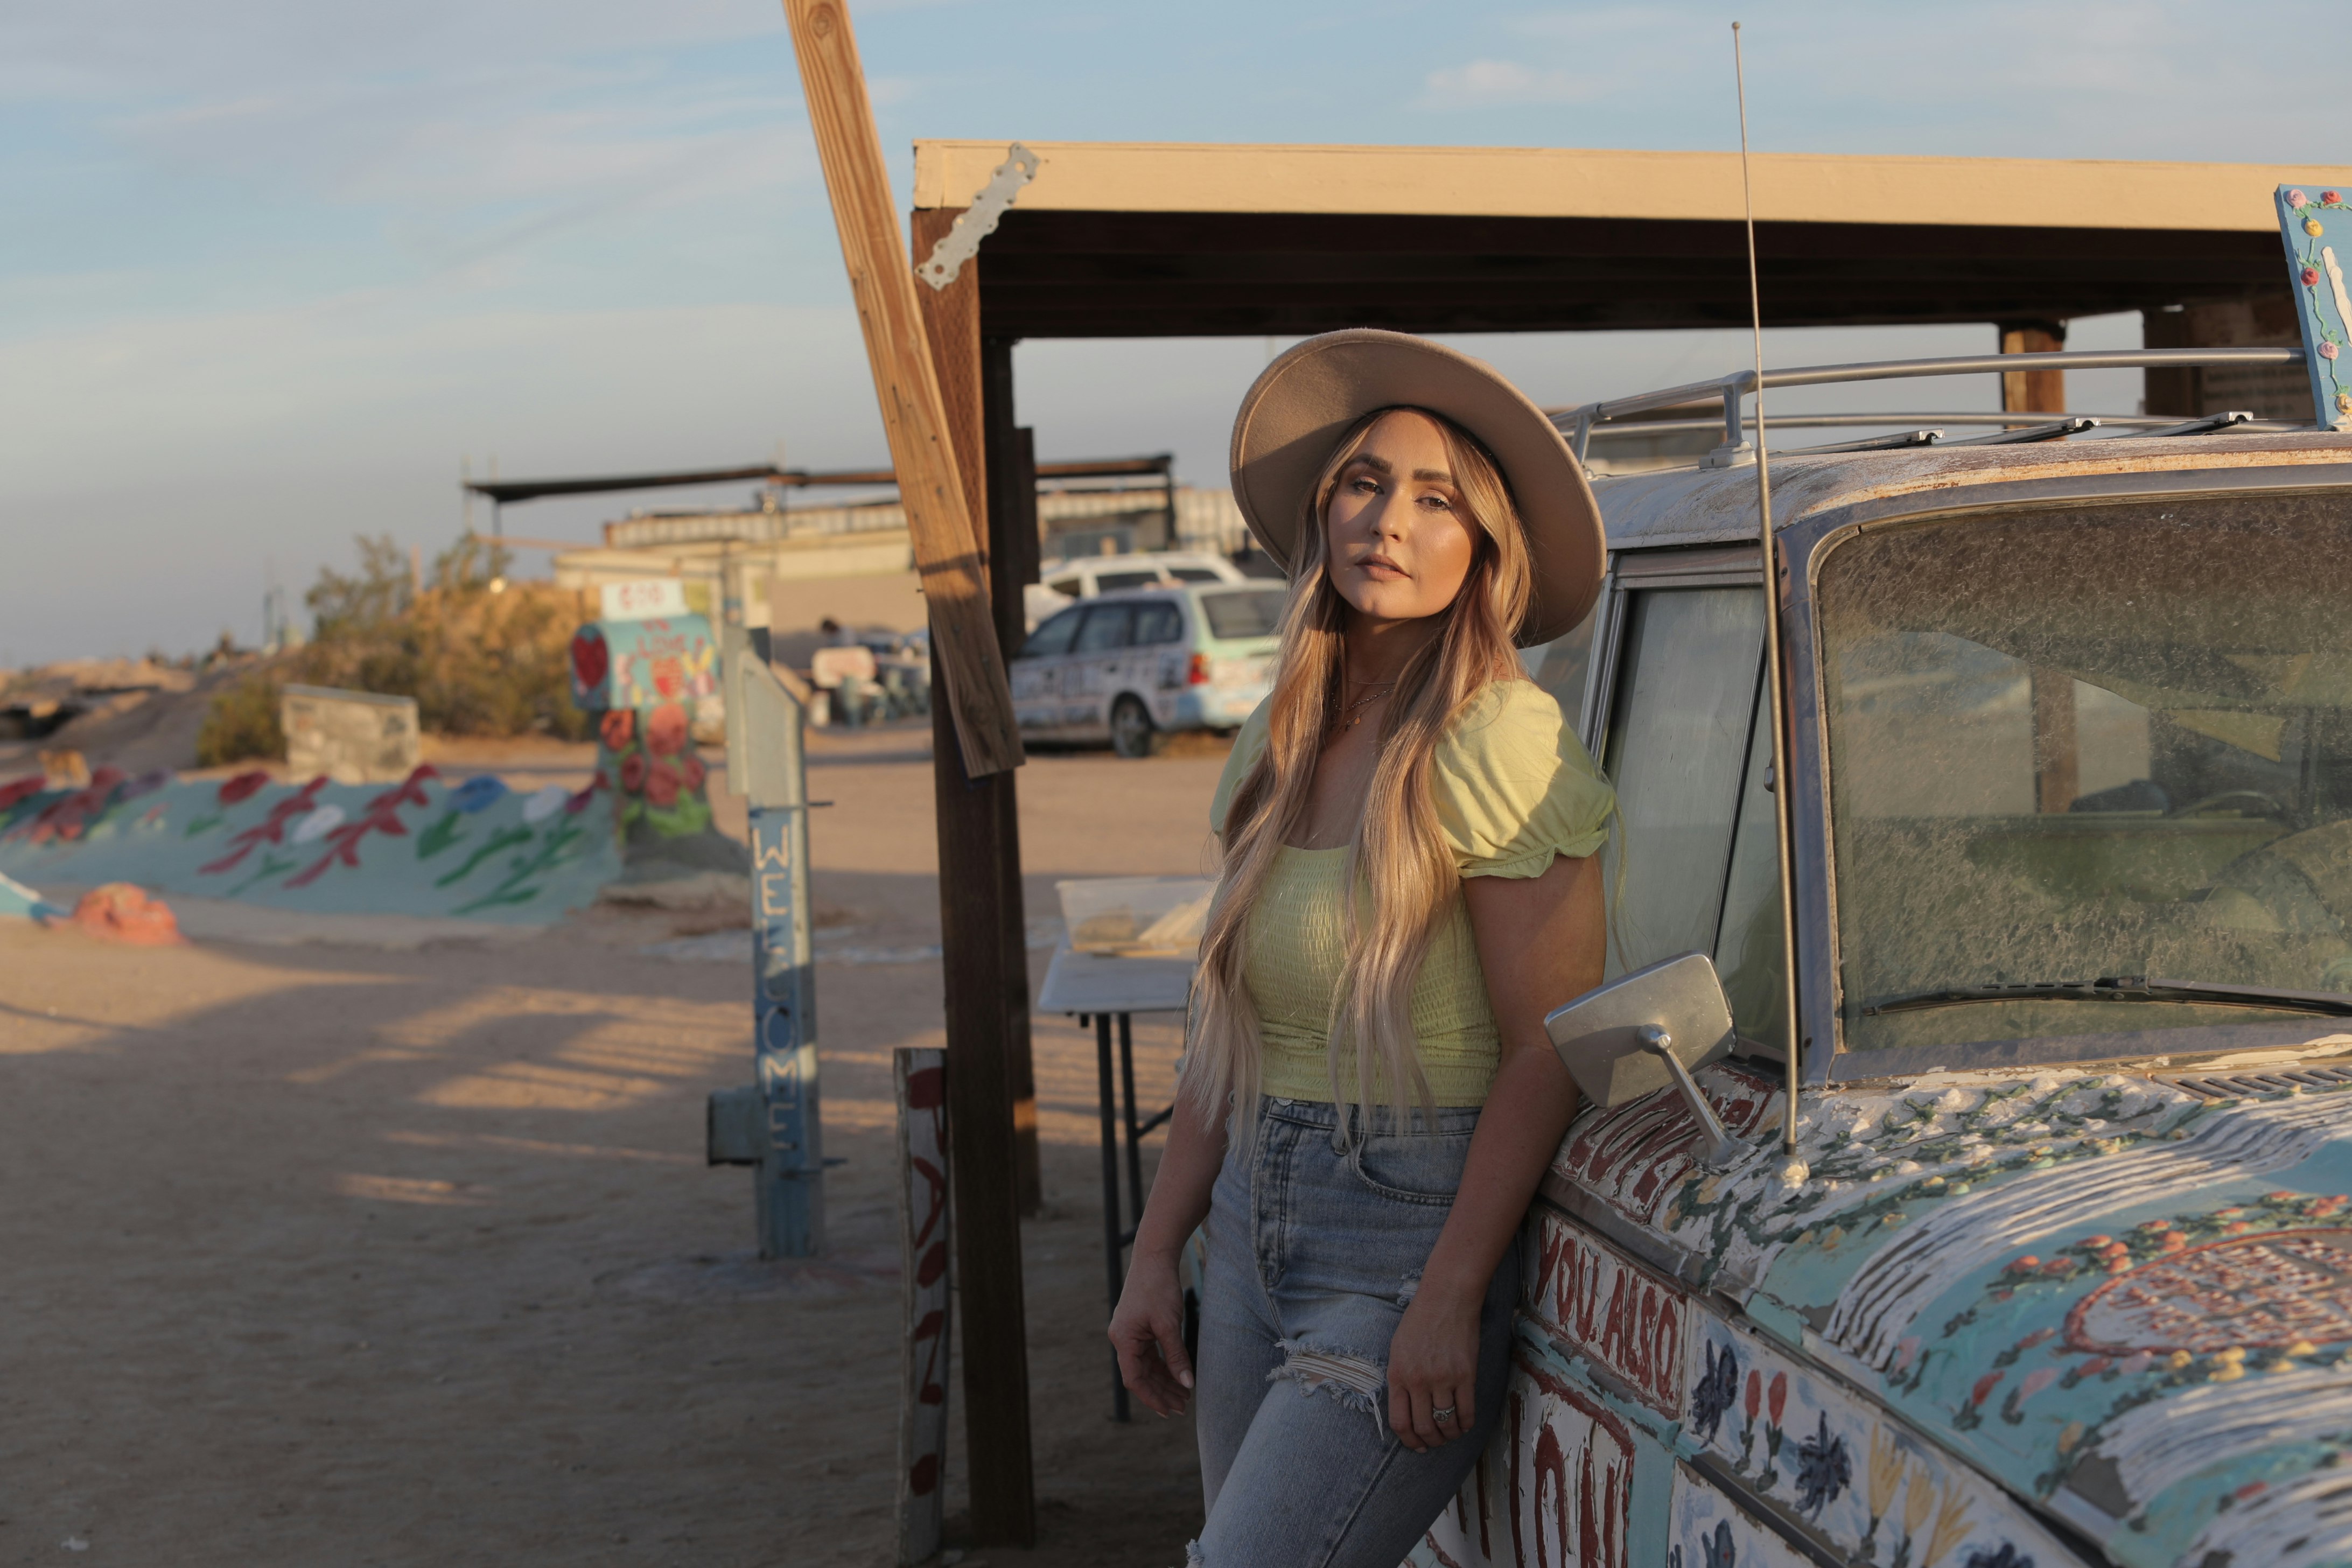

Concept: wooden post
[[2142, 293, 2308, 419], [2031, 668, 2079, 815], [980, 334, 1043, 1215], [910, 204, 1039, 1544], [779, 0, 1024, 780], [1998, 320, 2066, 418], [894, 1048, 953, 1566]]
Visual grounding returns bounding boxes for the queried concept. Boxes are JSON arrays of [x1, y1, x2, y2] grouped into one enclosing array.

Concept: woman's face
[[1323, 410, 1479, 628]]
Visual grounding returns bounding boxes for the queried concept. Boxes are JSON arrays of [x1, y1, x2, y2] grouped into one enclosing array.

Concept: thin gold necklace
[[1335, 680, 1396, 730]]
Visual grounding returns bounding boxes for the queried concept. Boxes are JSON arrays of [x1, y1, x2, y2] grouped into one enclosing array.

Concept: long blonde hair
[[1186, 407, 1534, 1137]]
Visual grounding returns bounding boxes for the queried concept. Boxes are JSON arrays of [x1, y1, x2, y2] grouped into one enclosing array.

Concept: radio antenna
[[1733, 22, 1805, 1164]]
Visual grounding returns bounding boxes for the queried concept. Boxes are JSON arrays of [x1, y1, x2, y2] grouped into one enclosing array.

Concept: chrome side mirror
[[1543, 952, 1746, 1168]]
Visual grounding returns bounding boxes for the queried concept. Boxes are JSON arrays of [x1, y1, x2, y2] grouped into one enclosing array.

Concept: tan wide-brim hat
[[1228, 329, 1605, 647]]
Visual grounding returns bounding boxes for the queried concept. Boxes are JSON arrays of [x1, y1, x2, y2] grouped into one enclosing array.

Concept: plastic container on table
[[1054, 875, 1217, 957]]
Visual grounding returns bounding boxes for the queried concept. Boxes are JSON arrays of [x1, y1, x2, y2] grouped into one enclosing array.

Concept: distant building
[[550, 483, 1252, 646]]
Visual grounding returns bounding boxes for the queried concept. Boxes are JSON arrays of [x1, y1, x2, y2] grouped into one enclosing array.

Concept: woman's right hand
[[1109, 1250, 1195, 1417]]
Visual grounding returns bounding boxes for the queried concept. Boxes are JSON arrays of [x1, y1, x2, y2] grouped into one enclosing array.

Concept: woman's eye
[[1352, 476, 1381, 494]]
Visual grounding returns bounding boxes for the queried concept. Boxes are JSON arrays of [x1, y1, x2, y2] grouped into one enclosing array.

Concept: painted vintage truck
[[1418, 349, 2352, 1568]]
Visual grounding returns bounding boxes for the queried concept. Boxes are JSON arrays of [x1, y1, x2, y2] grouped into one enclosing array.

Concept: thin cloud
[[1418, 59, 1596, 110]]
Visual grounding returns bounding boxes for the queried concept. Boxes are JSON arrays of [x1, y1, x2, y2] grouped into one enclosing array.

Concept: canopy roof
[[912, 141, 2352, 339]]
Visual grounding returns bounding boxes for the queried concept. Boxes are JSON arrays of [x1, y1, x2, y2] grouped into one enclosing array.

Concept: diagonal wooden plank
[[779, 0, 1024, 778]]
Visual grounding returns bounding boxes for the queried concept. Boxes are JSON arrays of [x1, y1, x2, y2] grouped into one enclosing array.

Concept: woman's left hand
[[1385, 1285, 1479, 1452]]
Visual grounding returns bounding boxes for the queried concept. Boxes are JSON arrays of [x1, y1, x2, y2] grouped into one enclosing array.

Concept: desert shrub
[[195, 670, 288, 766], [199, 533, 598, 746]]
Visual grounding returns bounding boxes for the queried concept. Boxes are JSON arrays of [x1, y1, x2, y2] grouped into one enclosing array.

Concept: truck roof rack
[[1551, 347, 2309, 467]]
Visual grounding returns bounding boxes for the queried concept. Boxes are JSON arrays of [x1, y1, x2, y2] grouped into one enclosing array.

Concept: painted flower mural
[[646, 702, 688, 757]]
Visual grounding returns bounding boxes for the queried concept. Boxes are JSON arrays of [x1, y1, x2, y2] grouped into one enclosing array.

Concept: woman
[[1109, 330, 1615, 1566]]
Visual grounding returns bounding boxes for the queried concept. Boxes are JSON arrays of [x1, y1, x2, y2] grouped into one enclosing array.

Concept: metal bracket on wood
[[915, 142, 1039, 291]]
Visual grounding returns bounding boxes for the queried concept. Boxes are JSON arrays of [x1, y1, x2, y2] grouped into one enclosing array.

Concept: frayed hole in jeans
[[1185, 1538, 1207, 1567], [1397, 1270, 1422, 1307], [1269, 1341, 1387, 1419]]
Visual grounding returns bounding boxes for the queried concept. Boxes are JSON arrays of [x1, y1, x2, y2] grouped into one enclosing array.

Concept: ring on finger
[[1430, 1404, 1458, 1424]]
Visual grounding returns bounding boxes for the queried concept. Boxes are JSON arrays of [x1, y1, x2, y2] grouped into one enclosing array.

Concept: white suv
[[1022, 551, 1252, 630]]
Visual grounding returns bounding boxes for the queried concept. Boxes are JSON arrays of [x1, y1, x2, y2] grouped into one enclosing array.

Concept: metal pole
[[1118, 1012, 1144, 1228], [731, 627, 825, 1255], [1096, 1012, 1129, 1420], [1734, 23, 1807, 1163]]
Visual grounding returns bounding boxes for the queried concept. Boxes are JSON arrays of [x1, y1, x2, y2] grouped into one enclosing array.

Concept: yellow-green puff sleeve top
[[1207, 678, 1614, 1105]]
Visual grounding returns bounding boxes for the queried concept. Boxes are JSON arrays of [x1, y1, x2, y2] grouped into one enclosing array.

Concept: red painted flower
[[2079, 1356, 2112, 1377], [1767, 1371, 1788, 1425], [2080, 1235, 2112, 1249], [571, 628, 609, 691], [619, 752, 649, 794], [601, 709, 635, 751], [1744, 1370, 1761, 1420], [680, 752, 706, 792], [647, 703, 689, 757], [1971, 1371, 2005, 1406], [218, 769, 271, 805], [2038, 1257, 2077, 1277], [2160, 1231, 2189, 1251], [644, 760, 681, 809], [2006, 1255, 2042, 1273], [2305, 267, 2323, 288], [2325, 192, 2343, 207]]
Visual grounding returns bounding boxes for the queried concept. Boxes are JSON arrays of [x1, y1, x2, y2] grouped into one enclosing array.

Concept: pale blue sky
[[5, 1, 2347, 662]]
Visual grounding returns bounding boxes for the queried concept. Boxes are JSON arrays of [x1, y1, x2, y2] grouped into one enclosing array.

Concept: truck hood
[[1544, 1054, 2352, 1567]]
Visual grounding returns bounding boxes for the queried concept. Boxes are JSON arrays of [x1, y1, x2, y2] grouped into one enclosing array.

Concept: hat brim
[[1228, 330, 1605, 647]]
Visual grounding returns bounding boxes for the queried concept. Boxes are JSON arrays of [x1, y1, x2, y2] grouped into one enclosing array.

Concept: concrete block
[[279, 685, 422, 785]]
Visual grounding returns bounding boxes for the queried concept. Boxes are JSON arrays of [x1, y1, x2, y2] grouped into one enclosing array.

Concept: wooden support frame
[[912, 202, 1039, 1545], [780, 0, 1024, 779]]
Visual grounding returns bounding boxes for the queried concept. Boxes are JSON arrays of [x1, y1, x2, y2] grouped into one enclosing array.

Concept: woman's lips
[[1359, 556, 1409, 580]]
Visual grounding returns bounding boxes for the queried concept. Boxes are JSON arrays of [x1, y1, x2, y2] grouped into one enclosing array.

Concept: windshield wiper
[[1863, 976, 2352, 1019]]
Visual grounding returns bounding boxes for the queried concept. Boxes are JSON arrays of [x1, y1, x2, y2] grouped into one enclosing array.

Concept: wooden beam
[[977, 334, 1043, 1216], [912, 209, 1044, 1214], [1999, 320, 2067, 416], [915, 139, 2352, 234], [909, 204, 1039, 1545], [926, 652, 1038, 1546], [779, 0, 1024, 779]]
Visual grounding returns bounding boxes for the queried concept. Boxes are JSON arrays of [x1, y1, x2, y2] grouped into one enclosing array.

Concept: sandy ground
[[0, 723, 1229, 1566]]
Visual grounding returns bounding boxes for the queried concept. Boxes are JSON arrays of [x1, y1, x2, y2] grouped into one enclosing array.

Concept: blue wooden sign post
[[710, 629, 825, 1257], [2278, 183, 2352, 431]]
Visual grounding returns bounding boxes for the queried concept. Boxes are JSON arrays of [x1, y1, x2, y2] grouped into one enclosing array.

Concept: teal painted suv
[[1011, 583, 1286, 757]]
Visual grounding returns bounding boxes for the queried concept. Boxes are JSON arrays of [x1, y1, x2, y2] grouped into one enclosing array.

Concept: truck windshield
[[1818, 492, 2352, 1057]]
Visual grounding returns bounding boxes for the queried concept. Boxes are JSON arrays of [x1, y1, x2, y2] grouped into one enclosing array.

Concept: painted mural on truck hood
[[1543, 1051, 2352, 1567]]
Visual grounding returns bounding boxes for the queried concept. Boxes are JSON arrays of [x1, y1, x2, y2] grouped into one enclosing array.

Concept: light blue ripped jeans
[[1191, 1097, 1519, 1568]]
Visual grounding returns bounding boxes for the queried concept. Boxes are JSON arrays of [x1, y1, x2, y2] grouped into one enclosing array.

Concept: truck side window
[[1714, 672, 1788, 1055], [1529, 603, 1599, 727], [1600, 586, 1766, 976]]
